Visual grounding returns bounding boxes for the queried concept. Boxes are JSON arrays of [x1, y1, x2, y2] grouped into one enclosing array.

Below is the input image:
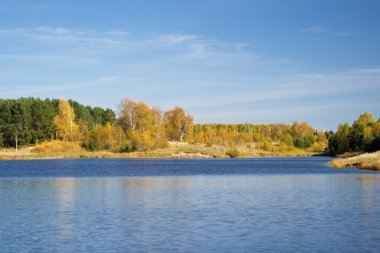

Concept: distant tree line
[[0, 97, 194, 152], [117, 98, 193, 151], [192, 121, 327, 152], [0, 98, 116, 148], [328, 112, 380, 154], [5, 97, 366, 154]]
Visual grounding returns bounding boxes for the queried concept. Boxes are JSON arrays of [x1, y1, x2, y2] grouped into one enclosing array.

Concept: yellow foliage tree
[[54, 98, 78, 141], [119, 98, 168, 151], [163, 107, 193, 142], [88, 123, 126, 151], [152, 107, 169, 148]]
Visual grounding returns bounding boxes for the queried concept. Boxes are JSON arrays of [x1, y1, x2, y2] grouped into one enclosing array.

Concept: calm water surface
[[1, 157, 380, 252]]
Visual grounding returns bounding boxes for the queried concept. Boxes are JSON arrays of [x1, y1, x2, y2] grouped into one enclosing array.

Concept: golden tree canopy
[[54, 98, 77, 141]]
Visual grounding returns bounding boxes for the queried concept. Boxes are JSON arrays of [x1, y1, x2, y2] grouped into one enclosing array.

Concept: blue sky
[[1, 0, 379, 130]]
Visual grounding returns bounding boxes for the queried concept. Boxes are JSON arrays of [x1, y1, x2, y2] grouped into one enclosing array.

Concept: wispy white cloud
[[146, 65, 380, 126], [0, 53, 100, 65], [162, 88, 322, 109], [0, 54, 61, 61], [335, 32, 355, 37], [22, 3, 105, 14], [0, 26, 273, 69], [107, 29, 130, 36], [0, 27, 131, 49], [300, 26, 328, 33], [195, 98, 379, 125], [29, 4, 77, 12], [348, 67, 380, 74], [0, 27, 226, 60], [300, 26, 355, 37], [0, 76, 119, 95], [156, 34, 197, 45], [1, 26, 378, 130]]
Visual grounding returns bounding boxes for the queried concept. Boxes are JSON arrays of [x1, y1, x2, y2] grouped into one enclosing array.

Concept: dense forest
[[327, 112, 380, 154], [0, 97, 378, 155], [0, 98, 116, 148], [0, 97, 192, 152]]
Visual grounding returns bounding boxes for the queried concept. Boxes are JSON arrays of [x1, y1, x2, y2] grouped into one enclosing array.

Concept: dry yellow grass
[[0, 141, 320, 160], [0, 141, 127, 159], [330, 151, 380, 171], [32, 141, 84, 153], [123, 142, 318, 159]]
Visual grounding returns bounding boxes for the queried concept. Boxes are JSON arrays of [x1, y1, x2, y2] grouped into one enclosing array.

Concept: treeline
[[118, 98, 193, 151], [0, 97, 330, 152], [328, 112, 380, 154], [193, 122, 327, 152], [0, 97, 194, 152], [0, 98, 116, 148]]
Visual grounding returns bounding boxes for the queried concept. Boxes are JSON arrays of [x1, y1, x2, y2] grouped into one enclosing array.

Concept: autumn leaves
[[53, 98, 194, 152], [118, 98, 193, 151]]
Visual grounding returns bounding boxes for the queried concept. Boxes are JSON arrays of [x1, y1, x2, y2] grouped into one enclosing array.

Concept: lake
[[1, 157, 380, 252]]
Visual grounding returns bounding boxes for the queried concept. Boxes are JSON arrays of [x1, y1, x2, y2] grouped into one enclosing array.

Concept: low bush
[[226, 148, 240, 158]]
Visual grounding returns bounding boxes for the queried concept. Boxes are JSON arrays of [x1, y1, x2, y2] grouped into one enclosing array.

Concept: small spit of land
[[330, 151, 380, 171], [0, 141, 318, 160]]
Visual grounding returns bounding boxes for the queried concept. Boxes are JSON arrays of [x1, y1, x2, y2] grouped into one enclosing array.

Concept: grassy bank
[[330, 151, 380, 171], [0, 141, 320, 160]]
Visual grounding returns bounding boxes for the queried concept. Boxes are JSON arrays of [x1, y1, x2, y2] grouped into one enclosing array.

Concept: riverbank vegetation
[[1, 98, 378, 162], [330, 151, 380, 171], [327, 112, 380, 155], [0, 140, 319, 160], [0, 97, 329, 159], [327, 112, 380, 171]]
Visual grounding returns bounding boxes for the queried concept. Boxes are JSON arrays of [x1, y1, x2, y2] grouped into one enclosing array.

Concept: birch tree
[[163, 107, 193, 142], [54, 98, 77, 141]]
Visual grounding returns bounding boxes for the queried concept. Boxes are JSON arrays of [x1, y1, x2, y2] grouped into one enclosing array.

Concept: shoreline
[[330, 151, 380, 171], [0, 141, 322, 160], [0, 153, 323, 161], [0, 151, 323, 161]]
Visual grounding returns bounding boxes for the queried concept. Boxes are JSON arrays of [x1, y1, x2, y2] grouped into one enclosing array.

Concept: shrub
[[226, 148, 240, 158], [120, 144, 131, 153]]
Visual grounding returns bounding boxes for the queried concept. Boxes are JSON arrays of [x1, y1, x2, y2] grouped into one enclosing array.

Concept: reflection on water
[[121, 177, 193, 191], [55, 179, 76, 243], [49, 176, 195, 251], [0, 158, 380, 252]]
